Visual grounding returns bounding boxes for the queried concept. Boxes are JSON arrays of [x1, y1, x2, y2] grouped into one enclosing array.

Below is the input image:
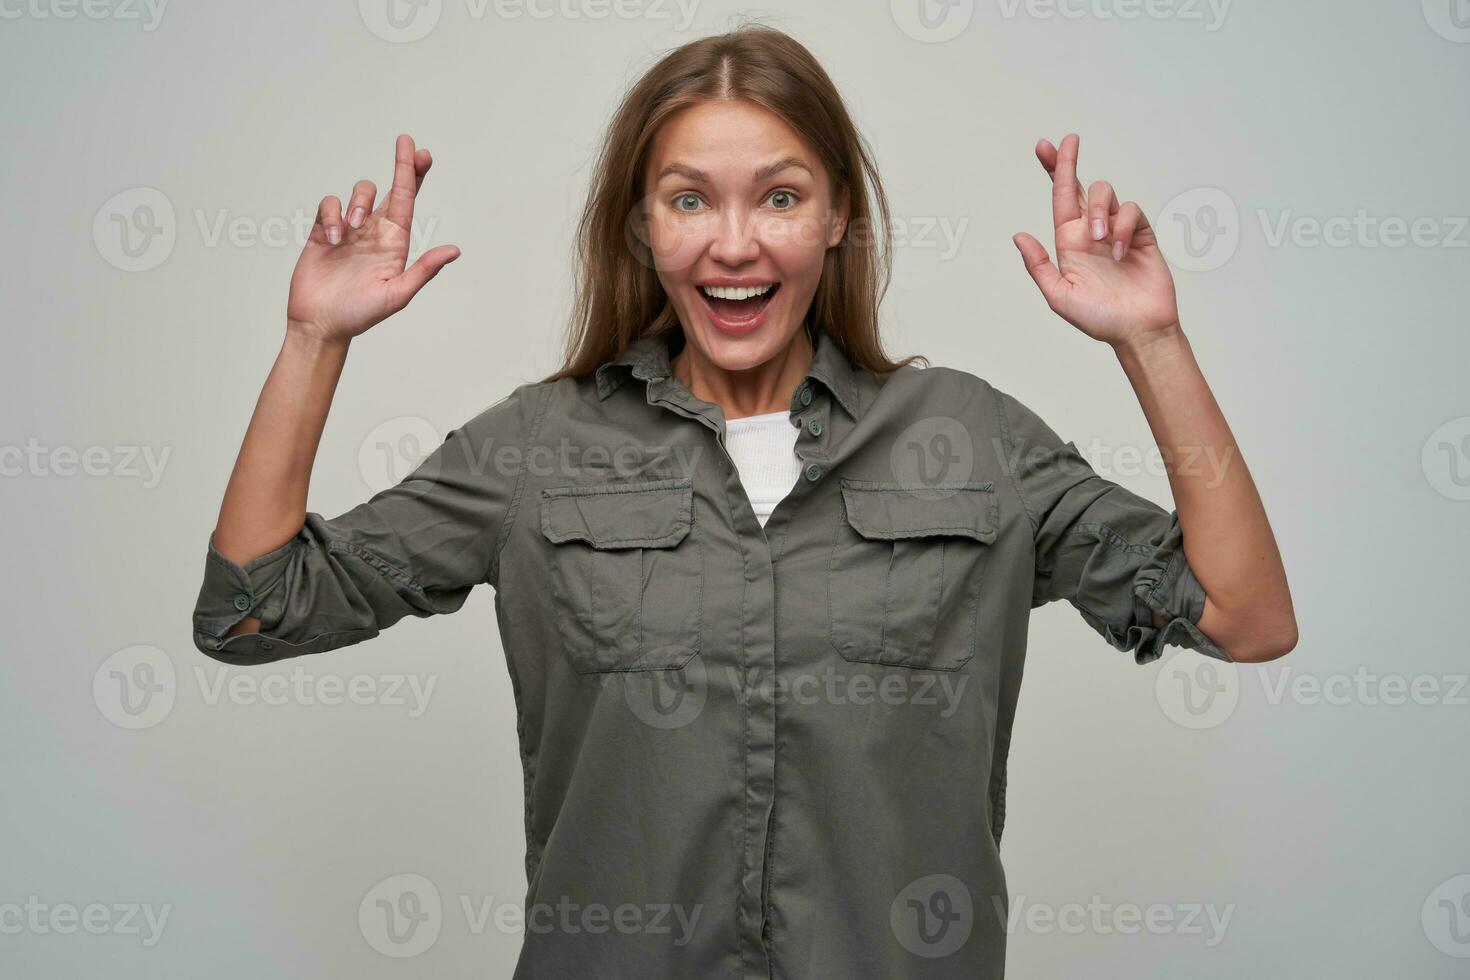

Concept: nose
[[707, 205, 760, 267]]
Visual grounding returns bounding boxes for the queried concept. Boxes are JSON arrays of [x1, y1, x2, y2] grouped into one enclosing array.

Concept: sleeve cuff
[[191, 530, 376, 664], [192, 530, 295, 634], [1131, 540, 1231, 666]]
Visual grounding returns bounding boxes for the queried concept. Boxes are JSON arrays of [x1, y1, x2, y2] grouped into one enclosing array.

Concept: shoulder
[[871, 358, 1068, 449], [870, 358, 1006, 418], [456, 379, 559, 447]]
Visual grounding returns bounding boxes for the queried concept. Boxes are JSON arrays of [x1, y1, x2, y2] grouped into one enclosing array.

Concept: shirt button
[[232, 593, 251, 612], [804, 462, 823, 482], [260, 640, 275, 652], [798, 385, 813, 407], [807, 417, 823, 437]]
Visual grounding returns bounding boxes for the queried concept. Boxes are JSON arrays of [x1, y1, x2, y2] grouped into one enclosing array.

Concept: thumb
[[1011, 233, 1066, 311], [386, 244, 461, 311]]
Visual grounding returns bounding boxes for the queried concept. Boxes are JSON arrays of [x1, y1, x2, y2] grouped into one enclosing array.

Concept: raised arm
[[210, 134, 461, 640], [1011, 132, 1297, 663]]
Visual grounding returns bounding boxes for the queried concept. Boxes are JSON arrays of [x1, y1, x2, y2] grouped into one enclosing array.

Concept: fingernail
[[326, 225, 341, 244], [1092, 219, 1106, 241], [1112, 240, 1125, 261], [349, 207, 365, 229]]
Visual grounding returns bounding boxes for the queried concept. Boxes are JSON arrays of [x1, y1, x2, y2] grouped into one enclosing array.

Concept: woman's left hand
[[1012, 133, 1180, 349]]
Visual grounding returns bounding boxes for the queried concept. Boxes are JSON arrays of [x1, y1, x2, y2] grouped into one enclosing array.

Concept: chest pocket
[[827, 479, 998, 671], [540, 476, 702, 674]]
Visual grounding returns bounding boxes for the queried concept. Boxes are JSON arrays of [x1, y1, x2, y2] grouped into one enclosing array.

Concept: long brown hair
[[540, 21, 926, 384]]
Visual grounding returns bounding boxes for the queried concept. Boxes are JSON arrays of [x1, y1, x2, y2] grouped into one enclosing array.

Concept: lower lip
[[698, 284, 780, 336]]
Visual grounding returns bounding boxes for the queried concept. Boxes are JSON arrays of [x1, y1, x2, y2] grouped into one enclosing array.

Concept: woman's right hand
[[286, 133, 460, 343]]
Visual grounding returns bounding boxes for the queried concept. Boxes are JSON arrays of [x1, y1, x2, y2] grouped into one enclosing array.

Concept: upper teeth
[[702, 284, 775, 301]]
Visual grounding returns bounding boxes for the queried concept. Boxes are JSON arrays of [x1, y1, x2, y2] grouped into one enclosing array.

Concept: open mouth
[[697, 282, 781, 333]]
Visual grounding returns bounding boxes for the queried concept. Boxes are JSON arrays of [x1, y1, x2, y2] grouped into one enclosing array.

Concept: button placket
[[791, 380, 832, 487]]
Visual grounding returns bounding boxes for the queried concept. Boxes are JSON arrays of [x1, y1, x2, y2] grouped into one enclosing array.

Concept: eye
[[672, 193, 706, 213], [766, 189, 798, 211]]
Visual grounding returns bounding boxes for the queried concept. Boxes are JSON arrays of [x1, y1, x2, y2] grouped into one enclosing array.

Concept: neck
[[671, 328, 815, 421]]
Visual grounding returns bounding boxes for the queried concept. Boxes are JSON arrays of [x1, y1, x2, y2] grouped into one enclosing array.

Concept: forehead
[[645, 100, 819, 184]]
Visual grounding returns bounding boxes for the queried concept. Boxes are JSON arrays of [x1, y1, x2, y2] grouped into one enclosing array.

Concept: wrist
[[1112, 322, 1186, 370], [284, 320, 352, 357]]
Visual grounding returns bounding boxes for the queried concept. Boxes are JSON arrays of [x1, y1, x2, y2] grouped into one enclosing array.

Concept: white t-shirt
[[723, 409, 802, 527]]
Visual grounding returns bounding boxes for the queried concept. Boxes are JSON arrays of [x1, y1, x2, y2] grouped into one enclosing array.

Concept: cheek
[[758, 216, 831, 284], [648, 212, 712, 275]]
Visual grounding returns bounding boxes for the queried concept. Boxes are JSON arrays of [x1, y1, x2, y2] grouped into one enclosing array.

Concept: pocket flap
[[540, 476, 693, 549], [839, 480, 997, 543]]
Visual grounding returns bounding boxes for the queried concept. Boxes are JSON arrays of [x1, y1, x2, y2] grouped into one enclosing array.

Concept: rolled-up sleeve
[[192, 382, 543, 665], [993, 386, 1230, 666]]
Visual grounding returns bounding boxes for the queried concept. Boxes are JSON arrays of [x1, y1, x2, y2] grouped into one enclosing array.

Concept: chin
[[685, 319, 794, 372]]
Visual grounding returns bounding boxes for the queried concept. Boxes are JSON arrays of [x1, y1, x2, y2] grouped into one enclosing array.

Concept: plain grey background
[[3, 1, 1467, 976]]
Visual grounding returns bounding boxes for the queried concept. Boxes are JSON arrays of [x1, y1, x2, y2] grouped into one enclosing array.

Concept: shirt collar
[[594, 325, 865, 421]]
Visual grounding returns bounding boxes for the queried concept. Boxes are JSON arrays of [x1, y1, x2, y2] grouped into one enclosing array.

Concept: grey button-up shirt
[[193, 324, 1228, 978]]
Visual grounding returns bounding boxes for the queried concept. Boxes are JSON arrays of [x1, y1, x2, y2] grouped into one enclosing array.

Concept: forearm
[[212, 326, 351, 634], [1113, 324, 1297, 660]]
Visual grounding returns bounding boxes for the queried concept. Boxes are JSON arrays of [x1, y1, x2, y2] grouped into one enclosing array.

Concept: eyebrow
[[655, 157, 813, 185]]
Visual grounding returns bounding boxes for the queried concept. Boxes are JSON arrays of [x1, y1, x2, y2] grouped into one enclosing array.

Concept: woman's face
[[640, 99, 847, 373]]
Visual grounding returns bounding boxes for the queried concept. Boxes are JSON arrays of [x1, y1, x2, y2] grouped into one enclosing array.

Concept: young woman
[[192, 24, 1295, 980]]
